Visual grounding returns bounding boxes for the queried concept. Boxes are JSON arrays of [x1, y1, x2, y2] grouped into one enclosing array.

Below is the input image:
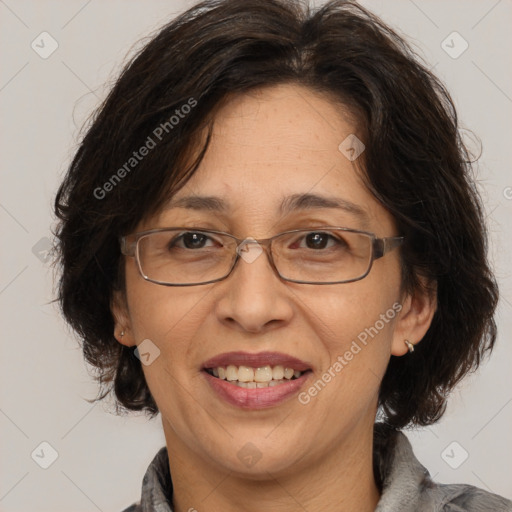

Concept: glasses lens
[[272, 229, 373, 283], [135, 228, 374, 285], [137, 230, 236, 285]]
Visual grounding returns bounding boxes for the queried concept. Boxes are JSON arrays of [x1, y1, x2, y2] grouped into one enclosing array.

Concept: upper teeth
[[211, 365, 301, 382]]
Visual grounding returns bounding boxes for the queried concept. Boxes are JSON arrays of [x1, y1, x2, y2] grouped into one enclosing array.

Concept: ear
[[111, 290, 137, 347], [391, 278, 437, 356]]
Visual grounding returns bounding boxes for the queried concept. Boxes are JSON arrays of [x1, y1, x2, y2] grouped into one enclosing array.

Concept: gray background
[[1, 1, 511, 510]]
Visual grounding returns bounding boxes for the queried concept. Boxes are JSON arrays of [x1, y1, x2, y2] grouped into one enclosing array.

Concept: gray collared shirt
[[122, 424, 512, 512]]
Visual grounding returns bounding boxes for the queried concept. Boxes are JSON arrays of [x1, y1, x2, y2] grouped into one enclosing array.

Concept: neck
[[163, 419, 381, 512]]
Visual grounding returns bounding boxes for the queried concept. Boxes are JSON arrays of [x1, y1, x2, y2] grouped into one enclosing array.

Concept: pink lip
[[201, 351, 313, 409], [203, 370, 311, 409], [202, 351, 312, 372]]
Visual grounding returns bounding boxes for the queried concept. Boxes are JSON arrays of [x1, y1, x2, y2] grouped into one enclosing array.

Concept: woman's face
[[114, 84, 429, 477]]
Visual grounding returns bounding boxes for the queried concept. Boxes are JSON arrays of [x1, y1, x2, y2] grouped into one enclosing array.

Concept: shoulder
[[119, 446, 172, 512], [428, 482, 512, 511], [120, 504, 141, 512], [373, 424, 512, 512]]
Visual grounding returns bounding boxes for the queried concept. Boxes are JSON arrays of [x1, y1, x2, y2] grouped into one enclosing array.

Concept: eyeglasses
[[120, 227, 404, 286]]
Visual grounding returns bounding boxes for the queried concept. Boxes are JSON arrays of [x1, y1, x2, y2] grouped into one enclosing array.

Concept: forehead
[[154, 84, 394, 233], [200, 83, 360, 172]]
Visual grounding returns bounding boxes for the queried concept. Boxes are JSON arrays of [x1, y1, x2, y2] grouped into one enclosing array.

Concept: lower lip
[[203, 371, 311, 409]]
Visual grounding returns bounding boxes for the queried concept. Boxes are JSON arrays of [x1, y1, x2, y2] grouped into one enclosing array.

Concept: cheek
[[126, 281, 215, 422], [310, 277, 399, 339], [299, 261, 402, 377], [129, 289, 208, 347], [295, 293, 399, 427], [124, 260, 214, 365]]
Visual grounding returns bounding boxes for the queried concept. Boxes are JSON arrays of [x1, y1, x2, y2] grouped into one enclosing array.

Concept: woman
[[53, 0, 512, 510]]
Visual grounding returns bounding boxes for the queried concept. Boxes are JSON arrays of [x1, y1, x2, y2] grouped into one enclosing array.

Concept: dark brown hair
[[54, 0, 498, 428]]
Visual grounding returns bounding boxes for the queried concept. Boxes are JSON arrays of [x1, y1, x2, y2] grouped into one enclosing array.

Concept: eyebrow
[[165, 193, 370, 225]]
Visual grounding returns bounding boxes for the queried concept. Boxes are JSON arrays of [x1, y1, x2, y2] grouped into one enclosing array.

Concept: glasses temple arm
[[120, 236, 137, 257], [373, 236, 405, 259]]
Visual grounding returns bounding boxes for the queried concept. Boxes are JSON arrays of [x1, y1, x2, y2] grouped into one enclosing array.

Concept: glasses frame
[[120, 226, 404, 286]]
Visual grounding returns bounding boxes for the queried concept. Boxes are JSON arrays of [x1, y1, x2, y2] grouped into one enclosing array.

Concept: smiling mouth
[[205, 365, 309, 388]]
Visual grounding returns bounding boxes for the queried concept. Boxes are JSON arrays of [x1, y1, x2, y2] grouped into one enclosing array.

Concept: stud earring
[[120, 331, 125, 338], [404, 339, 415, 353]]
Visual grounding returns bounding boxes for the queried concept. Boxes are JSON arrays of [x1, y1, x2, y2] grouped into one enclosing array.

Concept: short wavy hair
[[54, 0, 498, 428]]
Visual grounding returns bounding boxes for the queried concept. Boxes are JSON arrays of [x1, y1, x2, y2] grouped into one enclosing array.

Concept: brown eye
[[292, 232, 348, 250], [168, 231, 222, 251]]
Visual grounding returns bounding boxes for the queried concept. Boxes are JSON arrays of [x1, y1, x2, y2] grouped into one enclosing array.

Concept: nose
[[214, 240, 294, 334]]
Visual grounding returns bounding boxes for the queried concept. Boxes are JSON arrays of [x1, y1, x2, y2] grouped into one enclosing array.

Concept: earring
[[404, 339, 415, 353], [120, 331, 125, 338]]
